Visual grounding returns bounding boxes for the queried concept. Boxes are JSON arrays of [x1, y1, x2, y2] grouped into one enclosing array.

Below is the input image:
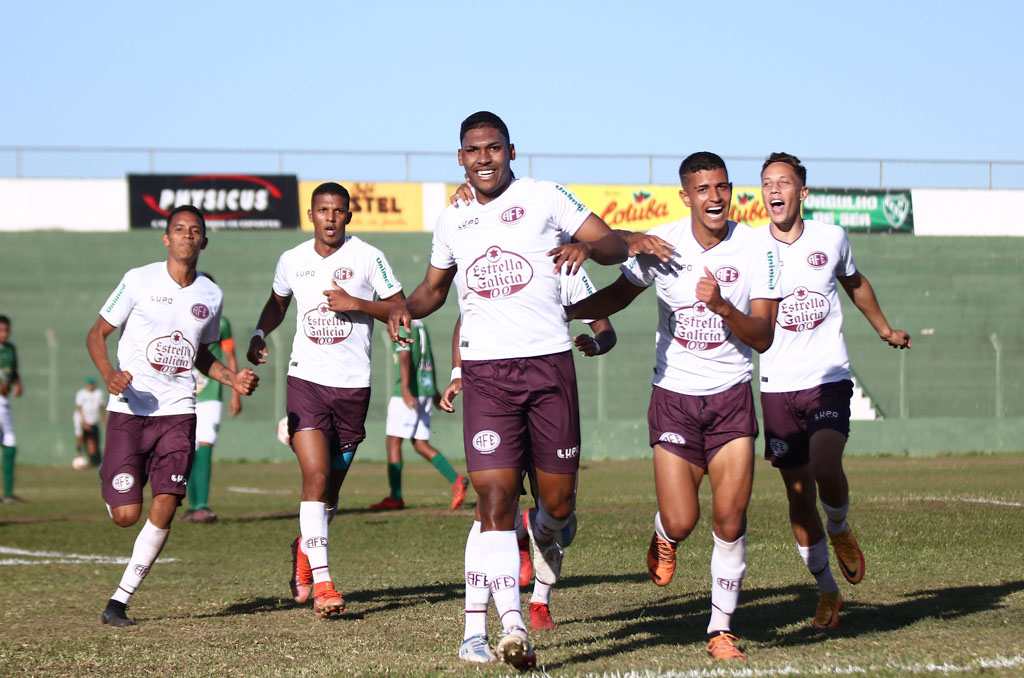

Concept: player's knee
[[660, 513, 697, 541], [111, 507, 142, 528]]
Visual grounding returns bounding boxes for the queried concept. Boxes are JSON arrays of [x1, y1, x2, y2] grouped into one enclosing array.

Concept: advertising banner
[[128, 174, 299, 229], [567, 184, 772, 231], [298, 181, 423, 232], [803, 188, 914, 233]]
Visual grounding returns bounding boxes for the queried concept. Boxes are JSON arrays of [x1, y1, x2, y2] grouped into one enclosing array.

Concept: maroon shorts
[[761, 379, 853, 468], [101, 412, 196, 508], [286, 376, 370, 456], [647, 382, 758, 471], [462, 351, 581, 474]]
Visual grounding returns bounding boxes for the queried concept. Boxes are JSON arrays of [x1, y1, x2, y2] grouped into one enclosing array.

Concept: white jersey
[[759, 219, 857, 393], [273, 236, 402, 388], [431, 177, 591, 361], [99, 263, 223, 417], [622, 218, 781, 396], [75, 387, 105, 425], [562, 266, 599, 324]]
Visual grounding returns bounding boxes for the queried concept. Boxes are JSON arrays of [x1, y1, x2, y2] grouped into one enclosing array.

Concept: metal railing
[[2, 145, 1023, 189]]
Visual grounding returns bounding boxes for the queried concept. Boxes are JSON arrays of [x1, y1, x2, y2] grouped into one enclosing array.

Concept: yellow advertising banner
[[298, 181, 424, 232], [567, 184, 771, 231]]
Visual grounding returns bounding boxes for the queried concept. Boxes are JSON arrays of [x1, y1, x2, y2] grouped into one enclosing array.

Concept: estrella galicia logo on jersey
[[500, 206, 526, 224], [806, 251, 829, 269], [190, 304, 210, 320], [466, 246, 533, 299], [714, 266, 740, 285], [334, 267, 354, 282], [145, 331, 197, 374], [769, 438, 789, 456], [778, 287, 829, 333], [472, 430, 501, 453], [671, 303, 728, 352], [302, 304, 353, 345], [112, 473, 135, 493], [659, 432, 686, 446]]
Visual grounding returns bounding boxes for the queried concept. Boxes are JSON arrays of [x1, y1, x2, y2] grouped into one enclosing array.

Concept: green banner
[[803, 188, 914, 233]]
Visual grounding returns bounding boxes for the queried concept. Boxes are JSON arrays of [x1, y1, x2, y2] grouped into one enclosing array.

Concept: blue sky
[[3, 0, 1022, 187]]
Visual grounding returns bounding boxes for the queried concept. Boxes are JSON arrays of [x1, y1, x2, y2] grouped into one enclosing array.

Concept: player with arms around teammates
[[247, 182, 405, 618], [567, 152, 781, 660], [388, 111, 627, 669], [86, 205, 259, 626], [758, 152, 910, 629]]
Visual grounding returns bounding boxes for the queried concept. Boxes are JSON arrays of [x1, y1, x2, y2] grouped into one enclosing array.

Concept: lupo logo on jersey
[[714, 266, 740, 285], [128, 174, 300, 230], [778, 286, 829, 332], [672, 303, 728, 351], [500, 206, 526, 224], [334, 268, 354, 283], [466, 246, 533, 299], [806, 251, 829, 269], [191, 304, 210, 320], [145, 331, 196, 374], [302, 303, 352, 345]]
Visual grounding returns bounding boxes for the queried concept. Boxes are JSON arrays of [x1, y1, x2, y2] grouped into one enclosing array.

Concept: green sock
[[429, 453, 459, 484], [387, 462, 403, 500], [188, 445, 213, 509], [2, 446, 15, 498]]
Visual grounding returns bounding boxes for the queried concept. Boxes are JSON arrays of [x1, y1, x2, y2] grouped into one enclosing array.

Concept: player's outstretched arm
[[196, 345, 259, 396], [839, 271, 911, 349], [616, 229, 676, 263], [86, 316, 133, 395], [247, 292, 290, 365], [573, 317, 617, 357], [549, 214, 629, 274], [566, 274, 645, 323], [387, 266, 457, 344]]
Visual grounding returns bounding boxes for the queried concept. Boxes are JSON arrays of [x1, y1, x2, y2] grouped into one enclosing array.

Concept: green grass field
[[1, 455, 1022, 677]]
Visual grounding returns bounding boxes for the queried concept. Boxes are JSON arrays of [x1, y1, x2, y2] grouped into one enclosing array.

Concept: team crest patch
[[713, 266, 740, 285], [659, 432, 686, 446], [191, 304, 210, 320], [769, 438, 789, 456], [334, 267, 354, 282], [112, 473, 135, 493], [500, 206, 526, 224], [472, 430, 500, 453], [806, 251, 829, 269]]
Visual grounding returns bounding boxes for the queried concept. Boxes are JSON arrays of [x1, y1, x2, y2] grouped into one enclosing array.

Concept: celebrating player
[[758, 152, 910, 628], [567, 152, 781, 660], [247, 182, 404, 618], [86, 205, 259, 627], [388, 111, 627, 669]]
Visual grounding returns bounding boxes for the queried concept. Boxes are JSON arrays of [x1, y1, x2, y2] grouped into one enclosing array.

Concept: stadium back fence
[[1, 231, 1022, 465]]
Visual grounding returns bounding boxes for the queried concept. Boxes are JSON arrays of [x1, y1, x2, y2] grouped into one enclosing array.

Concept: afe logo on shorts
[[807, 251, 829, 269], [500, 206, 526, 224], [769, 438, 790, 456], [472, 430, 501, 453], [333, 267, 354, 282], [659, 432, 686, 446], [714, 266, 740, 285], [191, 304, 211, 320], [112, 473, 135, 493]]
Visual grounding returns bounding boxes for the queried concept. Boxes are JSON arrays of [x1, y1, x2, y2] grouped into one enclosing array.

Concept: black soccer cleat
[[101, 600, 137, 627]]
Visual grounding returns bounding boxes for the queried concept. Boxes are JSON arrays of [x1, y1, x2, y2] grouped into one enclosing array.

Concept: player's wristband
[[592, 339, 602, 355], [252, 329, 265, 341], [450, 367, 462, 381]]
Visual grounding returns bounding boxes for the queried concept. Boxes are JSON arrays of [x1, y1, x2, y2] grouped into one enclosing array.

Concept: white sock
[[300, 501, 331, 585], [532, 505, 568, 546], [707, 532, 746, 634], [513, 508, 528, 542], [111, 520, 169, 604], [530, 580, 552, 606], [464, 521, 490, 639], [480, 530, 524, 633], [654, 512, 677, 544], [799, 538, 838, 593], [821, 499, 849, 536]]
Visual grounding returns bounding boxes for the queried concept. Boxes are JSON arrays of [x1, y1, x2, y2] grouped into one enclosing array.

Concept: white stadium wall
[[0, 178, 128, 231], [0, 178, 1023, 235]]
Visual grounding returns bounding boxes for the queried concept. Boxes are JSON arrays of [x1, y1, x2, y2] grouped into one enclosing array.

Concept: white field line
[[0, 545, 178, 566], [907, 495, 1023, 508], [226, 486, 293, 495], [501, 653, 1024, 678]]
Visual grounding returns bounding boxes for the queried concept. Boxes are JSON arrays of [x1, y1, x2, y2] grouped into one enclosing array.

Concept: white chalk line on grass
[[227, 486, 292, 495], [0, 545, 178, 566], [501, 653, 1024, 678], [909, 495, 1023, 508]]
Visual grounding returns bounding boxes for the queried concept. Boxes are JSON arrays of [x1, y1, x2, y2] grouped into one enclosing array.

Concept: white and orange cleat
[[289, 537, 312, 604]]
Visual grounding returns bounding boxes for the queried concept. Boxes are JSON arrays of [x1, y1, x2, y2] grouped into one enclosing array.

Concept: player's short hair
[[460, 111, 511, 146], [678, 152, 728, 184], [0, 315, 9, 327], [761, 152, 807, 186], [166, 204, 207, 237], [311, 182, 350, 210]]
